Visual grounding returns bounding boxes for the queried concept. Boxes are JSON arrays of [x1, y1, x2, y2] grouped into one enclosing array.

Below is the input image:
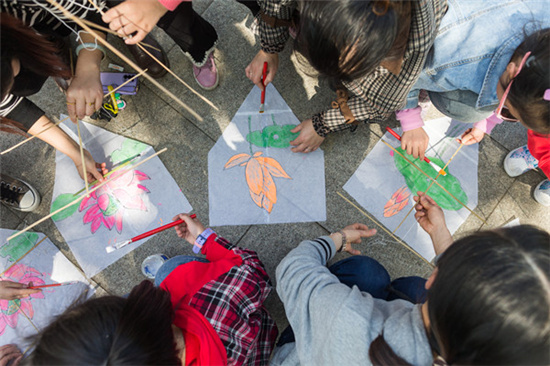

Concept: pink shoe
[[193, 51, 219, 90]]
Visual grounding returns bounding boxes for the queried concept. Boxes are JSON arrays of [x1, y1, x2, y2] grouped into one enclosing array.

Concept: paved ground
[[1, 0, 549, 331]]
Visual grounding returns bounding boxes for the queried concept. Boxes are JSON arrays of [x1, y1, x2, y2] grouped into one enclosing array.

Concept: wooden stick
[[80, 17, 219, 112], [46, 0, 203, 122], [76, 121, 90, 196], [136, 43, 219, 111], [0, 236, 48, 276], [14, 302, 39, 332], [7, 148, 167, 242], [79, 18, 162, 53], [1, 117, 68, 155], [337, 191, 434, 267], [106, 68, 148, 98], [379, 138, 486, 224], [1, 70, 147, 155], [392, 143, 468, 233]]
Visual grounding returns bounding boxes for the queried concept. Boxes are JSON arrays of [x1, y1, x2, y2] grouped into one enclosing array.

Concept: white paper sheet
[[51, 118, 192, 277], [0, 229, 93, 350], [344, 118, 479, 260], [208, 84, 326, 226]]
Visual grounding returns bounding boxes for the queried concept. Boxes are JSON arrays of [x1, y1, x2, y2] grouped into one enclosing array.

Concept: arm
[[413, 192, 453, 255], [65, 31, 105, 123], [28, 116, 107, 182], [460, 113, 503, 145], [276, 227, 376, 362], [245, 0, 295, 89]]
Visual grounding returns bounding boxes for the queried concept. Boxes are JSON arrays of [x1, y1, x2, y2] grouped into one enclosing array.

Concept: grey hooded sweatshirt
[[270, 236, 433, 366]]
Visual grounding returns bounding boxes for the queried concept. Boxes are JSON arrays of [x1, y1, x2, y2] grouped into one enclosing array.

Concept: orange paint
[[224, 152, 291, 213], [383, 185, 410, 217]]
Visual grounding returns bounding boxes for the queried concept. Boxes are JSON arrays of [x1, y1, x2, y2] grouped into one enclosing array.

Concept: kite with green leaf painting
[[393, 147, 467, 211]]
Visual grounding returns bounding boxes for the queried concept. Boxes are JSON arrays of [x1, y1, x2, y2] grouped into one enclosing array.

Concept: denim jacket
[[405, 0, 550, 110]]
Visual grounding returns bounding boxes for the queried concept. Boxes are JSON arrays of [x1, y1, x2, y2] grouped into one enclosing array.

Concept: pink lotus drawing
[[79, 169, 150, 234], [0, 264, 45, 335]]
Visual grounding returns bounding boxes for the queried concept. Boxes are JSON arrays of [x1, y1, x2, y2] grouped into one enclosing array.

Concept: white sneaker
[[503, 145, 539, 177], [534, 179, 550, 207]]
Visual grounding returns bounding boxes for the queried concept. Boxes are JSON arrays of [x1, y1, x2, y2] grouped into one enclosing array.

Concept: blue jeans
[[276, 256, 427, 346], [154, 255, 209, 287], [428, 90, 495, 124]]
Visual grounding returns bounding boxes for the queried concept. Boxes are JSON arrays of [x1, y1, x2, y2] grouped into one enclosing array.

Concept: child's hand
[[0, 344, 22, 366], [401, 127, 429, 160], [460, 127, 485, 145], [172, 214, 205, 246], [414, 192, 453, 254], [245, 50, 279, 90], [0, 280, 41, 300]]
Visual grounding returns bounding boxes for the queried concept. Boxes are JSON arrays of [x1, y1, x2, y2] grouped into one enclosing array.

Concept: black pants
[[156, 2, 218, 65]]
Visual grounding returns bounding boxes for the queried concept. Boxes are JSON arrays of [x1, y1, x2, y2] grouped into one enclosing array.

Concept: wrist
[[194, 228, 216, 254], [330, 230, 347, 252]]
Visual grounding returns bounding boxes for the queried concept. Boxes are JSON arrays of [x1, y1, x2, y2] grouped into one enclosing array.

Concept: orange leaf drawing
[[224, 152, 291, 213], [383, 185, 411, 217]]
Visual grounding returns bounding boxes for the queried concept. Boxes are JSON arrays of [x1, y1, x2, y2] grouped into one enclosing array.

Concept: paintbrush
[[259, 62, 268, 113], [106, 214, 197, 253], [28, 281, 79, 289], [385, 127, 448, 176]]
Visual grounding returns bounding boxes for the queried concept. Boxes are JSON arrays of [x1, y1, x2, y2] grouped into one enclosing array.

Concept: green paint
[[247, 125, 298, 148], [51, 193, 80, 221], [111, 139, 148, 164], [3, 299, 21, 316], [101, 194, 120, 216], [0, 232, 38, 262], [394, 148, 468, 211]]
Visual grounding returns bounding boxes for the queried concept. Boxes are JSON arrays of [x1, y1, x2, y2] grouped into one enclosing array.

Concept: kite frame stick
[[6, 148, 167, 242]]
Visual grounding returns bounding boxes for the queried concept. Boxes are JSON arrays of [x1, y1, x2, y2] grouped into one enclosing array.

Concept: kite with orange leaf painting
[[224, 151, 291, 213]]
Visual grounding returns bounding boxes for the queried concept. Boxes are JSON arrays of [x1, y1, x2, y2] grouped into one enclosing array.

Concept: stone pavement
[[1, 0, 548, 331]]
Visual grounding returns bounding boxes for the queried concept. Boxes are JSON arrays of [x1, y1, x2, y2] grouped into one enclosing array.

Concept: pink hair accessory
[[544, 89, 550, 101]]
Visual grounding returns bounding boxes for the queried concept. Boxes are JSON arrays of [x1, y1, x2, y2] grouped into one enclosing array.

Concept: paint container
[[141, 254, 169, 279]]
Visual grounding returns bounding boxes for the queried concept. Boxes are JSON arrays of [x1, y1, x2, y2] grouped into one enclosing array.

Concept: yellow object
[[107, 85, 119, 113]]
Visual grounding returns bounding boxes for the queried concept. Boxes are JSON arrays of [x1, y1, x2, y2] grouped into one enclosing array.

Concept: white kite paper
[[0, 229, 93, 350], [208, 84, 326, 226], [51, 118, 192, 277], [344, 117, 479, 260]]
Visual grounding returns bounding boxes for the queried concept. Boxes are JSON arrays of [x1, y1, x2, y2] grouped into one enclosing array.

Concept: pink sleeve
[[395, 107, 424, 132], [473, 113, 503, 134], [157, 0, 189, 11]]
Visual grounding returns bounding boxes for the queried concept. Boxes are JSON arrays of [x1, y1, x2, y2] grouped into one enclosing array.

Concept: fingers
[[90, 166, 105, 182], [127, 30, 146, 45], [0, 344, 22, 366], [290, 124, 302, 134], [102, 7, 118, 24], [66, 100, 77, 123], [96, 162, 109, 178]]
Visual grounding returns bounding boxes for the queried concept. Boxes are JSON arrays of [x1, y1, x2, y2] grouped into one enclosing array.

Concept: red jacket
[[528, 130, 550, 179]]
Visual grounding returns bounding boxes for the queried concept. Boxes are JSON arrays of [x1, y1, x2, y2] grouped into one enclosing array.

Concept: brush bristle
[[105, 246, 115, 253]]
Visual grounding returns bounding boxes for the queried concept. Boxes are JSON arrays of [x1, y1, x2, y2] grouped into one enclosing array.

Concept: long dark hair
[[294, 0, 412, 84], [369, 225, 550, 365], [29, 281, 180, 365], [1, 13, 71, 135], [430, 225, 550, 364], [507, 28, 550, 134]]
